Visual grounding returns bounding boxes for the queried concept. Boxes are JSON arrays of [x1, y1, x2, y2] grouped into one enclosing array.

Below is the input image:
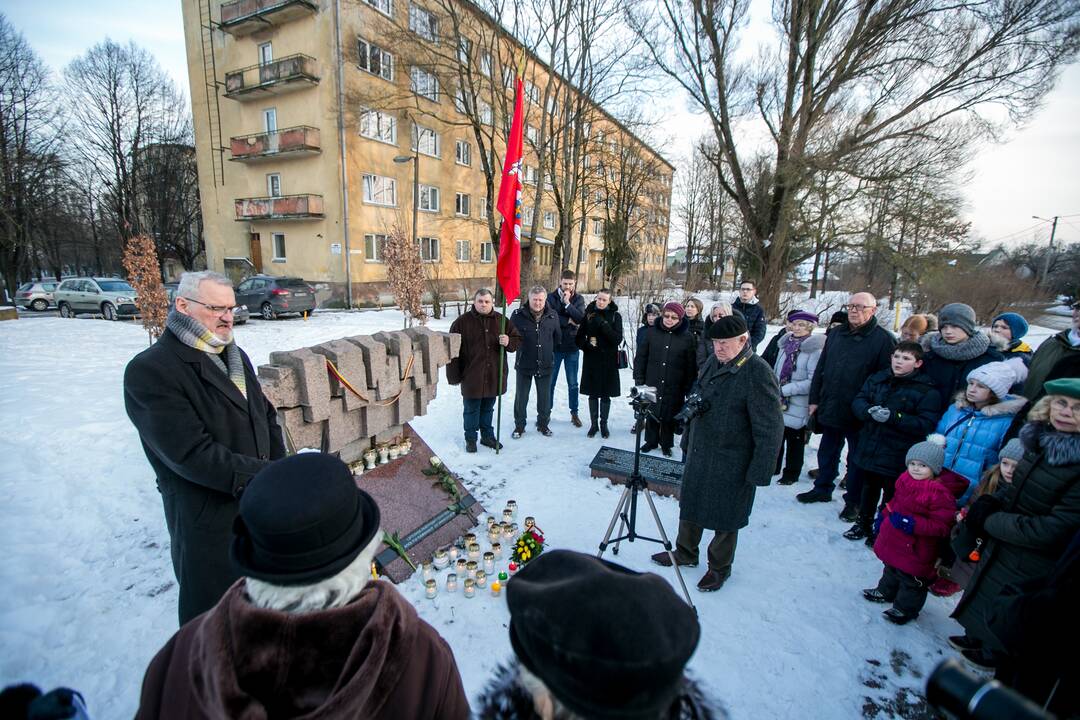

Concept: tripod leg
[[597, 486, 632, 558], [612, 489, 631, 555], [641, 488, 696, 610]]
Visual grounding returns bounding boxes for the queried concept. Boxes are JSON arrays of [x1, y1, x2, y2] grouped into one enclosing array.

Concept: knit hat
[[901, 314, 929, 335], [787, 310, 819, 325], [708, 314, 749, 339], [1044, 377, 1080, 400], [662, 301, 685, 320], [506, 550, 700, 720], [998, 438, 1025, 463], [906, 434, 946, 475], [938, 303, 978, 338], [231, 453, 381, 586], [829, 310, 847, 326], [967, 361, 1017, 400], [992, 312, 1029, 341], [644, 303, 661, 316]]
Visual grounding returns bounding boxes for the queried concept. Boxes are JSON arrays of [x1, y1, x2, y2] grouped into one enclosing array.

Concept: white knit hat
[[967, 362, 1017, 400]]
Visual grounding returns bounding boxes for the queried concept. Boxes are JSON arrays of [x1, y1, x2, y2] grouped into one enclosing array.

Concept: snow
[[0, 310, 1060, 718]]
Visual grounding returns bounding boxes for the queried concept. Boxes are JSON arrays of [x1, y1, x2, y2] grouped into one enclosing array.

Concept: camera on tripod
[[629, 385, 658, 405]]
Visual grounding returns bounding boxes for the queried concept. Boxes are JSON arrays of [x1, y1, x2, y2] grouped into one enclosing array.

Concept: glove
[[889, 512, 915, 535], [963, 495, 1004, 536], [868, 405, 891, 423]]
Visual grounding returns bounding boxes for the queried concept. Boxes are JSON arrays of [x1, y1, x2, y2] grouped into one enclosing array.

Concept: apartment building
[[180, 0, 673, 306]]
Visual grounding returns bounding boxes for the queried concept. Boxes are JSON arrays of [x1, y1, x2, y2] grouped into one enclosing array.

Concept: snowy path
[[0, 311, 1055, 718]]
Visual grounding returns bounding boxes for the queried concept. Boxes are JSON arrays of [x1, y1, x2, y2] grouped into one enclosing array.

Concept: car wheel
[[31, 299, 48, 312], [102, 302, 118, 321], [59, 303, 73, 318], [260, 302, 276, 321]]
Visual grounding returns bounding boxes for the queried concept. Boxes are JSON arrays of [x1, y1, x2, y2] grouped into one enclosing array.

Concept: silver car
[[163, 282, 249, 324], [15, 281, 58, 311], [55, 277, 139, 320]]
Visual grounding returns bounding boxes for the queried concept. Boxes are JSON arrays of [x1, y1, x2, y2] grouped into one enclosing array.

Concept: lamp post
[[394, 148, 420, 252], [1032, 214, 1059, 287]]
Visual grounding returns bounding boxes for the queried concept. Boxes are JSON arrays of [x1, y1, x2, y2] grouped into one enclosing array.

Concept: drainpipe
[[334, 0, 353, 308]]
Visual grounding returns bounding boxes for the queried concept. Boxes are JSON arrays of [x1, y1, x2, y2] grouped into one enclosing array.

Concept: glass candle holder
[[466, 560, 478, 579], [509, 523, 519, 537], [424, 579, 437, 599], [463, 578, 475, 598], [502, 508, 513, 523], [445, 573, 458, 593], [455, 558, 467, 574], [490, 581, 502, 597], [498, 571, 509, 583], [506, 500, 518, 515], [508, 562, 518, 575], [388, 444, 401, 459], [422, 563, 435, 581], [433, 550, 449, 569], [524, 516, 536, 530], [502, 523, 514, 539], [487, 527, 501, 543], [483, 552, 495, 575], [486, 516, 497, 530], [475, 570, 487, 588], [448, 546, 459, 561], [463, 533, 477, 546], [491, 542, 502, 558], [467, 543, 481, 560]]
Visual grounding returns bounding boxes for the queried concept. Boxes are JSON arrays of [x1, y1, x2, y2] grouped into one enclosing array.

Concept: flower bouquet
[[511, 524, 545, 565]]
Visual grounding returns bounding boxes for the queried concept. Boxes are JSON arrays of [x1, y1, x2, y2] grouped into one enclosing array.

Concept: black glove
[[964, 495, 1004, 536]]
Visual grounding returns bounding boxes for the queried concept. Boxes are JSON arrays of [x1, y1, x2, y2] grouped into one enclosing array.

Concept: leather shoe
[[570, 413, 583, 428], [650, 551, 698, 568], [697, 569, 729, 592], [640, 443, 658, 453], [838, 504, 859, 522], [479, 436, 503, 450], [796, 489, 832, 503], [465, 439, 477, 453]]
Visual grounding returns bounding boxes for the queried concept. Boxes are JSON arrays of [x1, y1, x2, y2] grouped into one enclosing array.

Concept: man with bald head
[[797, 293, 896, 518]]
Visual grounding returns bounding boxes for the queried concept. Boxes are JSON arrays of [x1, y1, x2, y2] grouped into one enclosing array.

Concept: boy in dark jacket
[[844, 341, 942, 541]]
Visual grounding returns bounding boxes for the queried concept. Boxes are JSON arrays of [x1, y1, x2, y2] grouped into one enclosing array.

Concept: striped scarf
[[167, 310, 247, 399]]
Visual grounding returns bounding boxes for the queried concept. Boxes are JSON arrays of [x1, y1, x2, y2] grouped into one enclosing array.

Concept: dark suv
[[234, 275, 316, 320]]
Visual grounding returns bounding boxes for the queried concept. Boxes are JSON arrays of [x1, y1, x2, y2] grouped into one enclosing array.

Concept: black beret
[[707, 314, 748, 339]]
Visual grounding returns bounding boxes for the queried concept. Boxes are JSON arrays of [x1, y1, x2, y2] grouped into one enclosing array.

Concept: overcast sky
[[7, 0, 1078, 251]]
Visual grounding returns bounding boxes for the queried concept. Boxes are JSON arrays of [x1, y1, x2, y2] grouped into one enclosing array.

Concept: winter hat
[[662, 301, 685, 320], [1044, 377, 1080, 400], [231, 453, 381, 586], [901, 314, 929, 335], [938, 303, 978, 338], [998, 438, 1025, 463], [924, 314, 940, 332], [828, 310, 847, 326], [906, 435, 946, 475], [992, 312, 1029, 340], [787, 310, 819, 325], [644, 303, 661, 316], [967, 361, 1017, 400], [506, 550, 700, 720], [708, 313, 749, 339]]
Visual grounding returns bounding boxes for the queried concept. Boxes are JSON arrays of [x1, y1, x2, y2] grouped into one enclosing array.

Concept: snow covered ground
[[0, 309, 1059, 718]]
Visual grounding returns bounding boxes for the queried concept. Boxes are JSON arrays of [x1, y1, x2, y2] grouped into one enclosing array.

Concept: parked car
[[54, 277, 139, 320], [234, 275, 316, 320], [15, 281, 58, 311], [162, 282, 249, 324]]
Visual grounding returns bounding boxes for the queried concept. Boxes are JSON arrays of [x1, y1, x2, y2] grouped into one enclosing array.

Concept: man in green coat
[[652, 315, 785, 592], [1023, 299, 1080, 402]]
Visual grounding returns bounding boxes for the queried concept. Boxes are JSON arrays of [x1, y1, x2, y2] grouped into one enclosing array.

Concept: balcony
[[235, 194, 325, 222], [224, 54, 319, 101], [220, 0, 318, 36], [230, 126, 321, 162]]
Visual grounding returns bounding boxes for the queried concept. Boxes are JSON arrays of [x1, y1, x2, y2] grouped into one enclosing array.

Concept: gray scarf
[[929, 331, 991, 362], [167, 310, 247, 399]]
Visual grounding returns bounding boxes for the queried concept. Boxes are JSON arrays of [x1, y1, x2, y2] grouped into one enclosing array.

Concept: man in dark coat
[[731, 279, 767, 351], [576, 289, 623, 438], [798, 292, 896, 515], [546, 270, 587, 428], [124, 270, 286, 625], [653, 315, 784, 592], [447, 288, 523, 453], [510, 286, 560, 438], [1022, 299, 1080, 403], [633, 302, 697, 457], [136, 453, 470, 720]]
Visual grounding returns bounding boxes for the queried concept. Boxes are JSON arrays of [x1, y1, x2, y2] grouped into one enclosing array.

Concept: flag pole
[[495, 293, 507, 455]]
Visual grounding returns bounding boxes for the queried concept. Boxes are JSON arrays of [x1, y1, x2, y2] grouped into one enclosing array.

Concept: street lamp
[[1031, 214, 1059, 286], [394, 150, 419, 252]]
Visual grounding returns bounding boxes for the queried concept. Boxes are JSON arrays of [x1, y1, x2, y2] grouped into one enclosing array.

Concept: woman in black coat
[[633, 302, 698, 456], [576, 289, 623, 438]]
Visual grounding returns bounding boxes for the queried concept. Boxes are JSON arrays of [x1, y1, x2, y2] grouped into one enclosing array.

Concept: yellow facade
[[181, 0, 672, 306]]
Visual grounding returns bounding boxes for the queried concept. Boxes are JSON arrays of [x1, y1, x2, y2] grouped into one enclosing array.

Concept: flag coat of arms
[[496, 76, 525, 304]]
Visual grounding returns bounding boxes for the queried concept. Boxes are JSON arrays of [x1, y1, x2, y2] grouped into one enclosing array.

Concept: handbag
[[617, 340, 630, 370]]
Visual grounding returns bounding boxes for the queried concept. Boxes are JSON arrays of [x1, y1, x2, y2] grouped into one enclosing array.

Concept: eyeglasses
[[183, 297, 240, 316], [844, 304, 875, 312], [662, 313, 681, 320]]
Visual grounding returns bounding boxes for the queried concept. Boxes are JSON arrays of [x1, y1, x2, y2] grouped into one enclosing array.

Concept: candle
[[466, 560, 478, 579], [502, 509, 513, 523], [507, 500, 518, 515], [486, 516, 497, 530], [448, 546, 459, 561], [468, 543, 481, 560], [498, 571, 509, 582], [463, 578, 475, 598], [502, 523, 514, 539], [422, 563, 435, 581], [487, 527, 501, 543], [424, 579, 437, 599], [433, 550, 449, 569], [463, 533, 477, 546], [491, 581, 502, 596], [445, 573, 458, 593], [455, 558, 467, 574], [475, 570, 487, 588], [508, 562, 518, 575], [491, 542, 502, 558], [483, 552, 495, 574], [509, 523, 519, 537], [524, 516, 536, 530]]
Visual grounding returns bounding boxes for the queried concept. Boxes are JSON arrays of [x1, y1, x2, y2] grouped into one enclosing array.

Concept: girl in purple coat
[[862, 436, 968, 624]]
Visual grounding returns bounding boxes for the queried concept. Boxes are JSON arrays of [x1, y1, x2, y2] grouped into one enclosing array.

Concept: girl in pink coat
[[862, 435, 968, 624]]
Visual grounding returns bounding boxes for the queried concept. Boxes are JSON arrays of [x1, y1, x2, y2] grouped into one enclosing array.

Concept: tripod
[[597, 398, 695, 609]]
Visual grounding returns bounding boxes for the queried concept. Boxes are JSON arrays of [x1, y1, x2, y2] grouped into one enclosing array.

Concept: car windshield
[[97, 281, 135, 293]]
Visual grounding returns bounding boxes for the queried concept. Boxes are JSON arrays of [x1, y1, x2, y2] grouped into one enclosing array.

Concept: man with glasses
[[124, 270, 285, 624], [732, 279, 767, 352], [797, 292, 896, 519]]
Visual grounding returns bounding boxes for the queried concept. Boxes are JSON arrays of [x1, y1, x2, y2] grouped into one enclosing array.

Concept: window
[[546, 95, 558, 117], [502, 66, 514, 89], [258, 42, 273, 65], [362, 174, 396, 206], [455, 239, 470, 261], [480, 241, 494, 263], [455, 139, 471, 166], [458, 37, 471, 64], [525, 81, 540, 104], [409, 4, 439, 42], [357, 39, 394, 81], [272, 233, 286, 262], [543, 211, 555, 229], [583, 154, 591, 169], [412, 123, 440, 157], [267, 173, 282, 197], [360, 108, 397, 144], [410, 67, 439, 102], [522, 205, 534, 226], [523, 165, 539, 186], [418, 236, 439, 261], [479, 197, 489, 219], [453, 87, 471, 114], [480, 51, 492, 77], [594, 190, 604, 204], [583, 121, 591, 138], [263, 108, 277, 132], [418, 185, 440, 212], [478, 101, 493, 126], [596, 162, 604, 178], [593, 218, 603, 236], [362, 0, 392, 16], [526, 125, 539, 146], [364, 233, 386, 261], [455, 192, 470, 216]]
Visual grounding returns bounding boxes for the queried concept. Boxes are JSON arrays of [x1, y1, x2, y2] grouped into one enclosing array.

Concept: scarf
[[167, 309, 247, 399], [778, 333, 808, 387], [929, 331, 991, 362]]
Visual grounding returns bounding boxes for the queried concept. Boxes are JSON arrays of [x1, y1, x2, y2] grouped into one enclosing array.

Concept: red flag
[[496, 76, 525, 304]]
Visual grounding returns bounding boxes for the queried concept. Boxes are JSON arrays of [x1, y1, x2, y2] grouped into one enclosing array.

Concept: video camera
[[629, 385, 657, 405], [926, 659, 1052, 720]]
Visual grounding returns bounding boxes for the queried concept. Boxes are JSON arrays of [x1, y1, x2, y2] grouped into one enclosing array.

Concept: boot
[[862, 588, 889, 603], [587, 419, 599, 438], [480, 435, 503, 450], [600, 420, 609, 439], [697, 569, 729, 592], [465, 438, 478, 453], [570, 412, 583, 428], [882, 607, 916, 625]]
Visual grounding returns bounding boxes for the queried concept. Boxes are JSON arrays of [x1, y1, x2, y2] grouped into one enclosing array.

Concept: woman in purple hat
[[770, 310, 824, 484]]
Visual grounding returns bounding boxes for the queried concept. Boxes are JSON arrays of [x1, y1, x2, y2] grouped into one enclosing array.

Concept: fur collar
[[1020, 422, 1080, 467], [475, 661, 723, 720], [950, 393, 1028, 417], [778, 331, 826, 353]]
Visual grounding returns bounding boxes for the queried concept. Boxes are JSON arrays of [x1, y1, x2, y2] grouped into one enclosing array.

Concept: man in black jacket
[[511, 286, 561, 438], [797, 292, 896, 517], [732, 279, 767, 352], [546, 270, 587, 428], [124, 271, 286, 624]]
